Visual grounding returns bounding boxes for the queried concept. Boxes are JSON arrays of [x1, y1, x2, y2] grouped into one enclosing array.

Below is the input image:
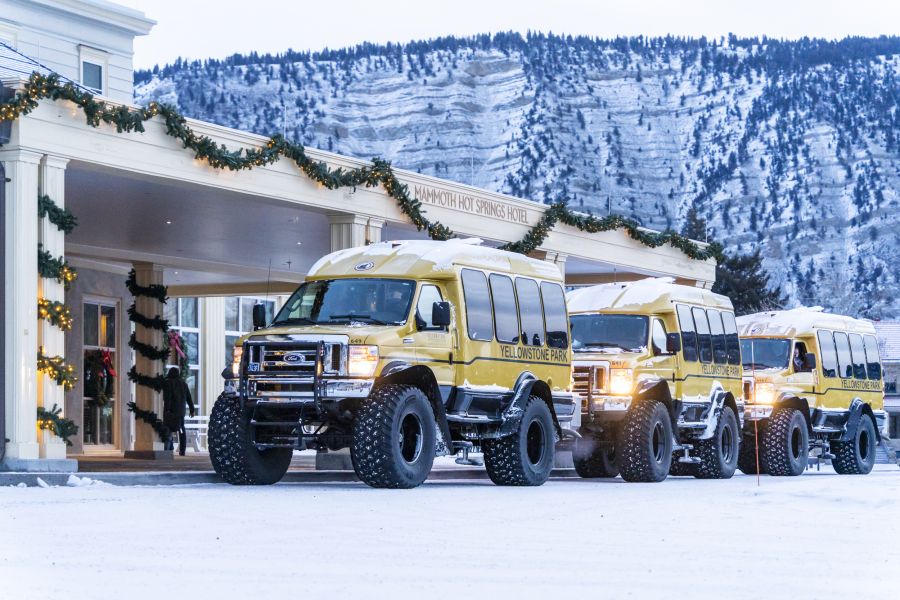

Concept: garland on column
[[38, 194, 78, 234], [126, 268, 170, 440], [126, 401, 171, 441], [37, 404, 78, 447], [37, 350, 77, 390], [0, 72, 723, 263], [38, 297, 73, 331], [38, 244, 77, 288]]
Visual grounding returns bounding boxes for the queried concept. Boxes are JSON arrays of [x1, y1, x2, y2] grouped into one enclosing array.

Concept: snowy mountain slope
[[134, 34, 900, 318]]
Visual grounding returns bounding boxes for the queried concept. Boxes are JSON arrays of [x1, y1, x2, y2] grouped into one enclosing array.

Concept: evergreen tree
[[681, 205, 707, 241], [713, 251, 786, 316]]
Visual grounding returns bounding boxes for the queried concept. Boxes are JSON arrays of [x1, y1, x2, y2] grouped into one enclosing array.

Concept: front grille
[[246, 342, 343, 377], [743, 379, 753, 403], [261, 346, 317, 374], [574, 365, 608, 411], [573, 366, 592, 397]]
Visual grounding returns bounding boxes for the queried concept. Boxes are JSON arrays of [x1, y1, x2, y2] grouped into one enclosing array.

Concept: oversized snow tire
[[617, 400, 673, 483], [737, 431, 766, 475], [350, 385, 436, 489], [693, 406, 740, 479], [208, 393, 293, 485], [573, 433, 619, 478], [483, 396, 556, 486], [762, 408, 809, 477], [831, 415, 877, 475]]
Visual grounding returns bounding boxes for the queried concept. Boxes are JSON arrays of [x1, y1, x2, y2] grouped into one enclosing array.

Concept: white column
[[328, 214, 385, 252], [1, 149, 42, 463], [200, 296, 226, 417], [543, 251, 568, 279], [37, 156, 69, 460], [129, 262, 166, 455]]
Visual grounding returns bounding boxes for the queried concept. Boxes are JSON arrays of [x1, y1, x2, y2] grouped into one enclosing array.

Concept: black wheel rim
[[399, 413, 424, 464], [859, 429, 870, 461], [790, 425, 802, 460], [721, 422, 734, 463], [652, 421, 666, 463], [526, 419, 546, 466]]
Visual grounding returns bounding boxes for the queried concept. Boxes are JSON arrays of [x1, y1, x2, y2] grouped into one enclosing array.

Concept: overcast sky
[[124, 0, 900, 69]]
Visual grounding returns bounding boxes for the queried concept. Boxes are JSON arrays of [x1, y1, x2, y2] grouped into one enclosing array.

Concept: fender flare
[[840, 398, 881, 443], [378, 361, 452, 448], [634, 379, 678, 432], [774, 395, 813, 433], [497, 372, 562, 439]]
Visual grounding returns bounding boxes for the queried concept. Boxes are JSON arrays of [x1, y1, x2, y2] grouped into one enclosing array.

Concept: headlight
[[609, 368, 634, 396], [348, 345, 379, 378], [231, 346, 243, 377], [754, 382, 776, 405]]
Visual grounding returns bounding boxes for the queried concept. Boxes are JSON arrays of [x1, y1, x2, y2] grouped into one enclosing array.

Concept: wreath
[[83, 349, 116, 406]]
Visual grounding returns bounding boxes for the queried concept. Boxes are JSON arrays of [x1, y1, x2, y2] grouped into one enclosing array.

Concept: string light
[[38, 297, 73, 331]]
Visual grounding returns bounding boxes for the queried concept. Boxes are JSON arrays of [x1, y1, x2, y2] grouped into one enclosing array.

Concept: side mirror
[[803, 353, 817, 371], [252, 304, 268, 330], [432, 301, 451, 329], [666, 332, 682, 354]]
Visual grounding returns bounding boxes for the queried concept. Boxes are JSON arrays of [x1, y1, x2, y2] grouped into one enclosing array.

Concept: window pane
[[490, 275, 519, 343], [721, 312, 741, 365], [226, 335, 239, 367], [183, 331, 200, 366], [833, 331, 853, 379], [180, 297, 198, 328], [185, 370, 199, 416], [415, 285, 443, 329], [83, 303, 99, 347], [515, 278, 544, 347], [163, 298, 177, 325], [540, 282, 568, 349], [100, 305, 116, 348], [263, 300, 275, 323], [461, 269, 493, 341], [651, 320, 667, 355], [225, 297, 239, 331], [817, 330, 838, 378], [676, 304, 698, 362], [692, 307, 712, 363], [707, 309, 727, 364], [863, 335, 882, 380], [240, 298, 256, 332], [83, 61, 102, 91], [848, 334, 867, 379]]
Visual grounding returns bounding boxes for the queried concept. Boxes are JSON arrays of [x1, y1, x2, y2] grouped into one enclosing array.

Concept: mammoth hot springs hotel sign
[[412, 184, 531, 225]]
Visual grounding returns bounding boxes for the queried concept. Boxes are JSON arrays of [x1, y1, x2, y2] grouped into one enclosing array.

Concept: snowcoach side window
[[461, 269, 493, 342], [707, 309, 727, 364], [676, 304, 698, 362], [721, 311, 741, 365], [833, 331, 853, 379], [848, 333, 867, 380], [515, 277, 545, 347], [692, 306, 713, 364], [416, 285, 444, 330], [863, 335, 882, 380], [651, 319, 667, 355], [817, 330, 838, 378], [540, 282, 569, 350], [490, 274, 519, 344]]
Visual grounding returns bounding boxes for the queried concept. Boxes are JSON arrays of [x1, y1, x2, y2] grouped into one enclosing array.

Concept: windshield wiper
[[582, 342, 632, 351], [328, 313, 389, 325], [274, 316, 317, 325], [743, 362, 780, 370]]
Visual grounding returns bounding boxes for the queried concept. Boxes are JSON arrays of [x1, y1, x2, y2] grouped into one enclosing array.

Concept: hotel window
[[225, 297, 276, 366], [83, 300, 118, 446], [164, 297, 201, 412], [78, 46, 108, 95]]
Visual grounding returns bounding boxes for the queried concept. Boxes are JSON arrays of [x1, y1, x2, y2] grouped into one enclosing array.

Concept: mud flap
[[497, 377, 563, 440], [840, 398, 881, 443]]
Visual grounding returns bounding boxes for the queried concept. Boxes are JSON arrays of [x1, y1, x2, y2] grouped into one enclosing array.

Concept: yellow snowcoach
[[738, 308, 884, 476], [567, 278, 744, 482], [208, 239, 576, 488]]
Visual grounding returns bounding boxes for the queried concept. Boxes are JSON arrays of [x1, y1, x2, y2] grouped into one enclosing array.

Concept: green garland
[[37, 404, 79, 446], [38, 297, 73, 331], [128, 331, 170, 361], [126, 269, 169, 303], [127, 305, 169, 331], [126, 401, 170, 441], [0, 71, 720, 262], [127, 366, 166, 392], [37, 350, 77, 390], [38, 244, 78, 288], [38, 194, 77, 234]]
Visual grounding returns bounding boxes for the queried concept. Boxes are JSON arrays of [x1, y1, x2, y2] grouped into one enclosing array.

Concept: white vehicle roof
[[736, 307, 876, 338], [566, 277, 733, 315]]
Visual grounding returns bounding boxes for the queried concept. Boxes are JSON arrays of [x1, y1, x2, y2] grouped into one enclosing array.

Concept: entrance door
[[82, 300, 118, 447]]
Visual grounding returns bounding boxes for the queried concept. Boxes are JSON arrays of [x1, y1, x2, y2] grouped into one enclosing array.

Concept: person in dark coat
[[162, 367, 195, 456]]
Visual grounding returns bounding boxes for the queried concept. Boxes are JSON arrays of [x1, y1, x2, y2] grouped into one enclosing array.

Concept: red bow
[[101, 349, 117, 377], [168, 330, 186, 360]]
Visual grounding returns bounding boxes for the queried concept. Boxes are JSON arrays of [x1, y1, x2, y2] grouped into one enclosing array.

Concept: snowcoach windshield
[[740, 338, 791, 371], [273, 278, 416, 326], [570, 314, 648, 353]]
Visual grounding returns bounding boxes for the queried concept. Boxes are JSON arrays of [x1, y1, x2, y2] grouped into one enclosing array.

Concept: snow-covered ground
[[3, 465, 899, 599]]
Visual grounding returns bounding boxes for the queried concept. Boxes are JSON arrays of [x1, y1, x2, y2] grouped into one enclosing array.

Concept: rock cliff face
[[135, 34, 900, 317]]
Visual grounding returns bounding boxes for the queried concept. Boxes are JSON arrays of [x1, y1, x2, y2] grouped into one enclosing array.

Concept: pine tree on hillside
[[681, 205, 707, 241], [713, 251, 786, 316]]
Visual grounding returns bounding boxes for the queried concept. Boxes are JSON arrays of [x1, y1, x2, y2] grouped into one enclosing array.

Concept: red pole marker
[[754, 419, 761, 487]]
